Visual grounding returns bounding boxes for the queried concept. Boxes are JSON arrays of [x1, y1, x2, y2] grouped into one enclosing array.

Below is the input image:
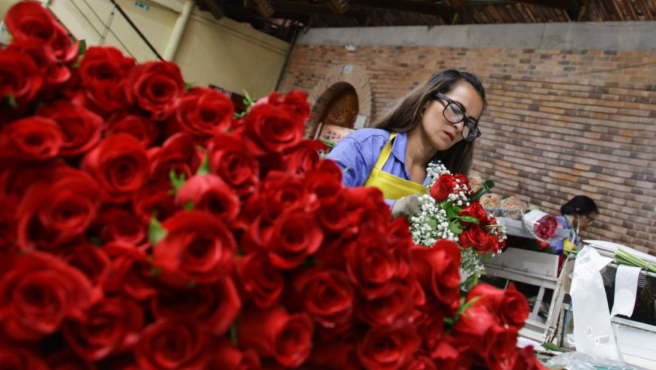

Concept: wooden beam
[[197, 0, 224, 19], [351, 0, 446, 15], [508, 0, 578, 11], [327, 0, 350, 14], [247, 0, 275, 17]]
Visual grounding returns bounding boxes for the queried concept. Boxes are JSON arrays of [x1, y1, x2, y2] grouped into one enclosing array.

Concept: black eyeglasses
[[585, 215, 595, 225], [433, 92, 481, 142]]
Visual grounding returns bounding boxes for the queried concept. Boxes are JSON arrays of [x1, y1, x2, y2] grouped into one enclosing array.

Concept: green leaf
[[230, 322, 238, 346], [479, 253, 494, 261], [184, 200, 194, 211], [459, 272, 479, 292], [89, 236, 102, 247], [458, 216, 480, 224], [6, 95, 18, 109], [459, 296, 482, 316], [541, 343, 564, 352], [319, 138, 336, 150], [149, 266, 162, 276], [78, 39, 87, 57], [469, 180, 495, 202], [449, 220, 464, 235], [452, 206, 462, 214], [428, 219, 438, 229], [196, 151, 210, 176], [149, 216, 167, 246], [184, 82, 195, 91], [242, 89, 256, 110], [169, 170, 186, 195]]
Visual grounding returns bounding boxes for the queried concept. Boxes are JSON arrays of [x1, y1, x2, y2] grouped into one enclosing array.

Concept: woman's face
[[578, 212, 597, 230], [419, 82, 484, 151]]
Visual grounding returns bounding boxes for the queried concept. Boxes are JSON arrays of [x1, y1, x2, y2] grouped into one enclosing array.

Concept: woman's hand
[[391, 194, 424, 220]]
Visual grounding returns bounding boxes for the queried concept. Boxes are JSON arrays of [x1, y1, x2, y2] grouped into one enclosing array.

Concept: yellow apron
[[363, 132, 427, 200]]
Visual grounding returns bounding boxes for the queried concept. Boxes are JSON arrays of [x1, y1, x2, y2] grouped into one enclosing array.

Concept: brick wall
[[279, 44, 656, 255]]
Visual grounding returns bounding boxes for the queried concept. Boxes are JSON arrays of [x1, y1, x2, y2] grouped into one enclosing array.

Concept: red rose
[[63, 297, 144, 361], [8, 39, 72, 92], [82, 134, 149, 203], [37, 102, 103, 156], [46, 350, 96, 370], [237, 305, 313, 368], [534, 215, 558, 240], [105, 112, 158, 147], [452, 304, 496, 355], [77, 47, 134, 116], [403, 357, 436, 370], [294, 268, 354, 330], [124, 61, 184, 121], [283, 140, 325, 176], [458, 202, 488, 226], [357, 279, 414, 328], [0, 252, 92, 341], [345, 232, 399, 297], [250, 209, 323, 270], [430, 174, 457, 202], [0, 50, 43, 107], [148, 133, 202, 183], [6, 1, 79, 63], [207, 133, 259, 195], [96, 207, 147, 248], [133, 181, 176, 224], [0, 347, 49, 370], [175, 175, 240, 225], [0, 117, 62, 161], [484, 325, 519, 370], [454, 174, 470, 191], [410, 241, 461, 314], [136, 320, 210, 370], [79, 47, 135, 87], [458, 225, 487, 252], [0, 195, 17, 253], [244, 171, 313, 223], [500, 284, 530, 329], [513, 346, 546, 370], [154, 210, 237, 285], [152, 277, 241, 336], [305, 162, 344, 205], [244, 104, 304, 155], [257, 91, 311, 124], [210, 339, 261, 370], [17, 168, 101, 252], [170, 87, 234, 138], [103, 244, 157, 301], [60, 239, 111, 300], [235, 253, 284, 308], [358, 326, 420, 370], [468, 284, 529, 329], [431, 333, 471, 370]]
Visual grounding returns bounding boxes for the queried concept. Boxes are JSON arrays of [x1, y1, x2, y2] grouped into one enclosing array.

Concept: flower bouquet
[[0, 2, 545, 369], [410, 162, 507, 282]]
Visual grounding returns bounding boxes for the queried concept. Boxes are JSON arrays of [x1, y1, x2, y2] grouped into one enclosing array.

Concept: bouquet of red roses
[[411, 163, 507, 280], [0, 2, 545, 369]]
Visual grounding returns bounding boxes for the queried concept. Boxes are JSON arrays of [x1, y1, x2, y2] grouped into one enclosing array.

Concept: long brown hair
[[375, 70, 486, 175]]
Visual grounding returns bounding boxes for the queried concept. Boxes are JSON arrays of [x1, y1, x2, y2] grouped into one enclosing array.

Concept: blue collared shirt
[[326, 128, 432, 207]]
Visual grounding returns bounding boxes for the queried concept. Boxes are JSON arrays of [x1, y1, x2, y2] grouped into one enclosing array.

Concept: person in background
[[550, 195, 599, 256], [326, 70, 486, 218]]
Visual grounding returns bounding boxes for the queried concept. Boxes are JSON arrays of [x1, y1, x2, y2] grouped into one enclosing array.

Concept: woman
[[326, 70, 486, 218], [550, 195, 598, 256]]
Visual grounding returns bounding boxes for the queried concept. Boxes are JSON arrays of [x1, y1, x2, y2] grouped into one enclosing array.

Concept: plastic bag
[[570, 246, 620, 359], [545, 352, 648, 370]]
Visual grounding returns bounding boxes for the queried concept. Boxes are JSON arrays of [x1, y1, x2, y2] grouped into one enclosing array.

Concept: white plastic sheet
[[610, 265, 641, 318], [570, 246, 619, 359]]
